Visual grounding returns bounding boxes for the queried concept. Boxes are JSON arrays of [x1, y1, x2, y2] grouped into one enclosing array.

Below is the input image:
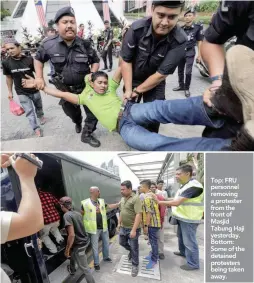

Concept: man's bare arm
[[121, 60, 133, 94], [158, 197, 188, 207], [135, 72, 167, 94], [91, 63, 100, 73], [6, 76, 13, 98], [200, 40, 225, 78], [65, 225, 75, 255], [112, 66, 122, 84], [44, 86, 79, 104], [34, 59, 46, 89]]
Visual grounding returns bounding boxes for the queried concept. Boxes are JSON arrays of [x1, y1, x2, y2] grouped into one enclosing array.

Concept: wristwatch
[[133, 87, 143, 96]]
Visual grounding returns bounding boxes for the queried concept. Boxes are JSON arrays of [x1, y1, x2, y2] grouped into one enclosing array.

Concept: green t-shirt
[[78, 76, 122, 131]]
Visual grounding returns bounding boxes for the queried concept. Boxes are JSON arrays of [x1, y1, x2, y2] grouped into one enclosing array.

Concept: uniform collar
[[57, 35, 80, 46], [184, 24, 194, 29]]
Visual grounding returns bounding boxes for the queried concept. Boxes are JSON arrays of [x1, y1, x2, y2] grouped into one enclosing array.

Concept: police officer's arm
[[201, 1, 238, 79], [134, 43, 186, 95], [34, 44, 50, 89], [158, 197, 188, 207], [121, 28, 136, 96], [44, 86, 79, 104]]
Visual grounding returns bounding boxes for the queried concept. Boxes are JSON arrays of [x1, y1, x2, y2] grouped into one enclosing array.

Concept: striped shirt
[[142, 195, 161, 228]]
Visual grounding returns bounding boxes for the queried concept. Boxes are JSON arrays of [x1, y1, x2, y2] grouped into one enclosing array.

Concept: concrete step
[[1, 131, 131, 151]]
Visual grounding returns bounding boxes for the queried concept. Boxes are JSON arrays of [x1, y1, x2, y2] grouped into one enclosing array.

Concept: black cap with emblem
[[184, 7, 196, 17], [54, 6, 75, 23], [152, 0, 185, 8]]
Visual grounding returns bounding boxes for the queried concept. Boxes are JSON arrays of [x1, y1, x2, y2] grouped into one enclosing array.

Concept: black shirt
[[81, 200, 108, 230], [182, 23, 204, 56], [103, 28, 114, 46], [2, 55, 38, 95], [121, 17, 187, 85], [35, 35, 100, 86], [204, 1, 254, 50]]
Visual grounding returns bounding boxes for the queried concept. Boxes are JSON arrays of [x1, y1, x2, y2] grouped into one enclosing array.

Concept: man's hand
[[35, 77, 45, 90], [8, 93, 13, 100], [1, 153, 13, 168], [116, 225, 121, 233], [143, 226, 148, 235], [22, 74, 36, 89], [130, 229, 136, 239], [124, 90, 133, 100], [196, 55, 202, 63], [203, 81, 221, 107], [64, 249, 71, 258]]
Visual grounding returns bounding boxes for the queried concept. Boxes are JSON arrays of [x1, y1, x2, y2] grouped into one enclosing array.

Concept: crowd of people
[[0, 153, 204, 283], [1, 1, 254, 150]]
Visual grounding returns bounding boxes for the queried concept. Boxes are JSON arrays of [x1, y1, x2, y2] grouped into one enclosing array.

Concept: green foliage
[[196, 1, 219, 13], [1, 8, 11, 21]]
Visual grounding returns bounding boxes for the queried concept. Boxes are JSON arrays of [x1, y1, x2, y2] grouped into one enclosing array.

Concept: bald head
[[90, 186, 100, 200]]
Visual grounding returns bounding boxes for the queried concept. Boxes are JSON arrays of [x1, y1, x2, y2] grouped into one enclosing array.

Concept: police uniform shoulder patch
[[43, 34, 58, 44], [131, 18, 150, 31]]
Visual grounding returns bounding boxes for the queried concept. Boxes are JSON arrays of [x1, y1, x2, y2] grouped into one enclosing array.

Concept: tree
[[1, 8, 11, 21]]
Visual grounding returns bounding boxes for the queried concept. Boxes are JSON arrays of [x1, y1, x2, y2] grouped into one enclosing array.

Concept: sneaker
[[173, 86, 185, 91], [230, 120, 254, 151], [35, 129, 43, 137], [173, 251, 185, 257], [81, 133, 101, 147], [39, 116, 46, 125], [75, 124, 82, 133], [159, 253, 165, 260], [131, 265, 139, 277], [211, 45, 254, 123], [94, 265, 100, 271], [146, 259, 157, 269], [180, 264, 199, 271], [67, 264, 76, 275], [104, 257, 112, 263]]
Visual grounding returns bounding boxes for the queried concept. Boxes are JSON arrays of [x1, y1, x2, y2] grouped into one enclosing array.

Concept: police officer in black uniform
[[173, 8, 203, 97], [34, 7, 101, 147], [121, 0, 187, 133], [201, 1, 254, 139], [101, 20, 114, 72]]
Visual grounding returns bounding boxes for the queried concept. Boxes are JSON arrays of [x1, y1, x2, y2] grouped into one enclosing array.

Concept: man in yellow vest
[[81, 186, 120, 271], [155, 164, 203, 271]]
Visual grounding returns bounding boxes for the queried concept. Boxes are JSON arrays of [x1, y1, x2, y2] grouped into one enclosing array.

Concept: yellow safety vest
[[81, 198, 108, 234], [172, 179, 204, 223]]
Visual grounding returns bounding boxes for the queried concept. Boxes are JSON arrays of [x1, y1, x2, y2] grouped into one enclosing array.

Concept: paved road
[[1, 57, 210, 151]]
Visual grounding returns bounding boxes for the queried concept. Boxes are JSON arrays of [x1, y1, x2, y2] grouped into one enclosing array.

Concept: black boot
[[75, 124, 82, 133], [173, 85, 185, 91], [173, 71, 184, 91], [81, 132, 101, 147], [101, 66, 108, 71], [184, 74, 192, 97], [229, 121, 254, 151]]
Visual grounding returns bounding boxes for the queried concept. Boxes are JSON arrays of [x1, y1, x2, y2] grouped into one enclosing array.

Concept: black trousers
[[135, 80, 166, 133], [101, 45, 113, 69], [62, 102, 98, 134], [178, 55, 195, 89]]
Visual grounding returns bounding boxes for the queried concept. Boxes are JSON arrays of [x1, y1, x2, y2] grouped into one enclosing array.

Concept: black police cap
[[152, 0, 185, 8], [54, 6, 75, 23], [184, 8, 196, 17]]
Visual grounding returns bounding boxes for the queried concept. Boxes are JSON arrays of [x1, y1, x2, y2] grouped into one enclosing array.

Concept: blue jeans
[[18, 92, 44, 131], [177, 221, 199, 269], [148, 227, 160, 262], [119, 96, 231, 151], [90, 230, 109, 266], [119, 227, 140, 266]]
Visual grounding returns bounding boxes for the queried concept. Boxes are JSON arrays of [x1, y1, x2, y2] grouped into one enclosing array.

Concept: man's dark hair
[[140, 179, 151, 189], [4, 39, 20, 47], [121, 180, 132, 189], [79, 23, 84, 27], [176, 164, 193, 176], [157, 180, 164, 184], [152, 1, 185, 11], [91, 71, 108, 82], [151, 181, 157, 187]]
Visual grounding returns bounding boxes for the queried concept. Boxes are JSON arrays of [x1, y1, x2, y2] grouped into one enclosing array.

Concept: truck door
[[1, 167, 50, 283]]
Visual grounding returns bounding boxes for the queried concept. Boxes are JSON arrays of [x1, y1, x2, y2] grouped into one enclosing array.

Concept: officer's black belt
[[67, 84, 85, 92]]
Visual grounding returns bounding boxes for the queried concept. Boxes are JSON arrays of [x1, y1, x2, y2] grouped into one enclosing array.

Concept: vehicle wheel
[[108, 218, 117, 238]]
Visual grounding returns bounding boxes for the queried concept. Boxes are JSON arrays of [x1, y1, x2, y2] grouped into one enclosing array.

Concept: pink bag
[[9, 100, 25, 116]]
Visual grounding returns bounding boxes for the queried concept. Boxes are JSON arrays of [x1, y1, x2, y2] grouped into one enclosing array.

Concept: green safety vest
[[81, 198, 108, 234], [172, 179, 204, 224]]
